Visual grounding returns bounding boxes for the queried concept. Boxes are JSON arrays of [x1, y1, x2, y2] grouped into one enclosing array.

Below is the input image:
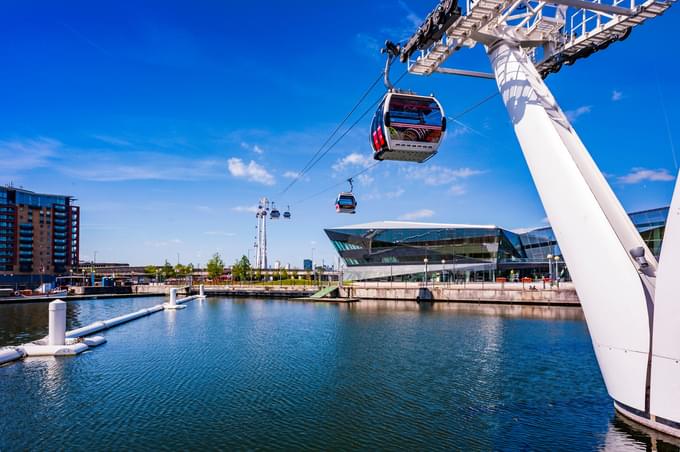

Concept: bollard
[[48, 299, 67, 346], [169, 288, 177, 306], [199, 285, 204, 297]]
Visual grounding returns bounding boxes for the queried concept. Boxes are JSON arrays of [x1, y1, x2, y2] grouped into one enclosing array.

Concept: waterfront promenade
[[132, 281, 579, 306], [0, 281, 579, 306]]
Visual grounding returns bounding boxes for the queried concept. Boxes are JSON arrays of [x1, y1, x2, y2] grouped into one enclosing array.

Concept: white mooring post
[[164, 287, 186, 310], [48, 299, 67, 346], [199, 284, 205, 297]]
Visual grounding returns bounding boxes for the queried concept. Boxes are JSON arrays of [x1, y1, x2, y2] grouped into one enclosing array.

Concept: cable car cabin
[[283, 210, 291, 219], [371, 92, 446, 163], [270, 208, 281, 220], [335, 193, 357, 214]]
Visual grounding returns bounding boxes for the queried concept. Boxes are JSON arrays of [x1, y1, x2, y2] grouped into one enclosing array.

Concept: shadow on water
[[604, 413, 680, 451]]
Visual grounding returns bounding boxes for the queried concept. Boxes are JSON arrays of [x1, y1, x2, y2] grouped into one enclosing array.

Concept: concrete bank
[[341, 282, 579, 306]]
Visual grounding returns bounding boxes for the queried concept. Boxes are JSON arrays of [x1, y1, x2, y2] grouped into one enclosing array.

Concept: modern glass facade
[[325, 207, 669, 281]]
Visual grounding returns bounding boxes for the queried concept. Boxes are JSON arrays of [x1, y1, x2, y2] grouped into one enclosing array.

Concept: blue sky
[[2, 1, 679, 267]]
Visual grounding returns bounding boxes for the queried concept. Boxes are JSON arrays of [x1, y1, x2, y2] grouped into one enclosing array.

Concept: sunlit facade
[[325, 207, 669, 281]]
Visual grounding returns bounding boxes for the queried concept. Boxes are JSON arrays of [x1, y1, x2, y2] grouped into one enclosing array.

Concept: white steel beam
[[549, 0, 635, 16], [650, 173, 680, 424], [488, 41, 651, 411], [435, 67, 496, 78]]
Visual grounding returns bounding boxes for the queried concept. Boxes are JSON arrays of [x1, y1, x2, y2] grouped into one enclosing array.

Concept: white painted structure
[[48, 299, 67, 346], [255, 197, 269, 269], [398, 0, 677, 436], [163, 287, 186, 310]]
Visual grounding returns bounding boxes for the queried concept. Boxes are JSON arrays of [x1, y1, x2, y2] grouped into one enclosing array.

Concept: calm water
[[1, 297, 679, 451]]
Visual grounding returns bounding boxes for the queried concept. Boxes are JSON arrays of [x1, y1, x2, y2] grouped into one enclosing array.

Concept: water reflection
[[2, 297, 675, 451], [345, 299, 585, 320], [604, 413, 680, 451], [0, 296, 165, 346]]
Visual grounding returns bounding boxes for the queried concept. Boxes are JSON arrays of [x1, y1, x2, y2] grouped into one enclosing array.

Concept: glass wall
[[326, 207, 670, 282]]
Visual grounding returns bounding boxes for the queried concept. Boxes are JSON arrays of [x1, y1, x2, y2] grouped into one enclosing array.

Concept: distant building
[[0, 186, 80, 284], [325, 206, 668, 282], [303, 259, 313, 271]]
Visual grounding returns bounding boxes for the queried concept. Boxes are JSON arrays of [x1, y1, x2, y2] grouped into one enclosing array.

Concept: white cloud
[[0, 138, 59, 171], [402, 165, 483, 186], [227, 158, 275, 185], [194, 205, 214, 213], [357, 173, 374, 186], [448, 185, 466, 196], [565, 105, 592, 122], [353, 33, 382, 59], [231, 205, 258, 213], [62, 155, 223, 181], [399, 209, 435, 220], [92, 135, 132, 146], [364, 187, 405, 201], [332, 152, 373, 172], [204, 231, 236, 237], [283, 171, 301, 179], [617, 167, 675, 185], [240, 141, 264, 155], [398, 0, 422, 27], [612, 90, 623, 102], [144, 238, 183, 248]]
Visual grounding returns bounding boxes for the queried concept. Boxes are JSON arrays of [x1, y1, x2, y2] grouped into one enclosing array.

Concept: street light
[[441, 259, 446, 285], [546, 254, 553, 284], [423, 257, 429, 286], [554, 255, 561, 285]]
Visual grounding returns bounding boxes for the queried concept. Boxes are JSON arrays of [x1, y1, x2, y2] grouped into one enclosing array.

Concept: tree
[[161, 260, 176, 279], [144, 265, 157, 276], [207, 253, 225, 280], [281, 268, 289, 281], [231, 255, 251, 281]]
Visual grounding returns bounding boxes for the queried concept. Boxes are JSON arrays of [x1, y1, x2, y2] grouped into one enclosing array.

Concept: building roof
[[1, 185, 73, 200], [328, 220, 499, 230]]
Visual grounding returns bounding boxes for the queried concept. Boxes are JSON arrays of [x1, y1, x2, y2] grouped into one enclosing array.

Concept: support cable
[[281, 71, 385, 194], [294, 89, 500, 205]]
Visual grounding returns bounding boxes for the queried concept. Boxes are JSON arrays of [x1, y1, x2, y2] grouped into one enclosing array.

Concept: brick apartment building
[[0, 186, 79, 285]]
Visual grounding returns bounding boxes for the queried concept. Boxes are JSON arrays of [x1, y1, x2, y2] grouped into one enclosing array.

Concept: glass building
[[325, 206, 669, 282]]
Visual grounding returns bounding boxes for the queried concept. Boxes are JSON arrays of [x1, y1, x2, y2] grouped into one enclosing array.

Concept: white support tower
[[396, 0, 677, 437], [255, 198, 269, 270]]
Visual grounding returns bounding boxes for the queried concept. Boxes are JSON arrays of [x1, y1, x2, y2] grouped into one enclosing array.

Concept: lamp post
[[554, 255, 561, 286], [546, 254, 553, 286], [423, 257, 429, 286], [441, 259, 446, 285]]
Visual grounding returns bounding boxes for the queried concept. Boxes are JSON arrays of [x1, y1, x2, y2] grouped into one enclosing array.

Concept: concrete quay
[[341, 282, 579, 306], [133, 284, 317, 298]]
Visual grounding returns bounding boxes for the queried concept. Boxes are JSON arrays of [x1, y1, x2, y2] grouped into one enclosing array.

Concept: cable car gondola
[[270, 202, 281, 220], [283, 205, 291, 219], [336, 179, 357, 214], [371, 41, 446, 163]]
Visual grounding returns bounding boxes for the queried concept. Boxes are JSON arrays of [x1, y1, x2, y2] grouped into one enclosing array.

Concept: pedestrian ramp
[[309, 285, 339, 299]]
